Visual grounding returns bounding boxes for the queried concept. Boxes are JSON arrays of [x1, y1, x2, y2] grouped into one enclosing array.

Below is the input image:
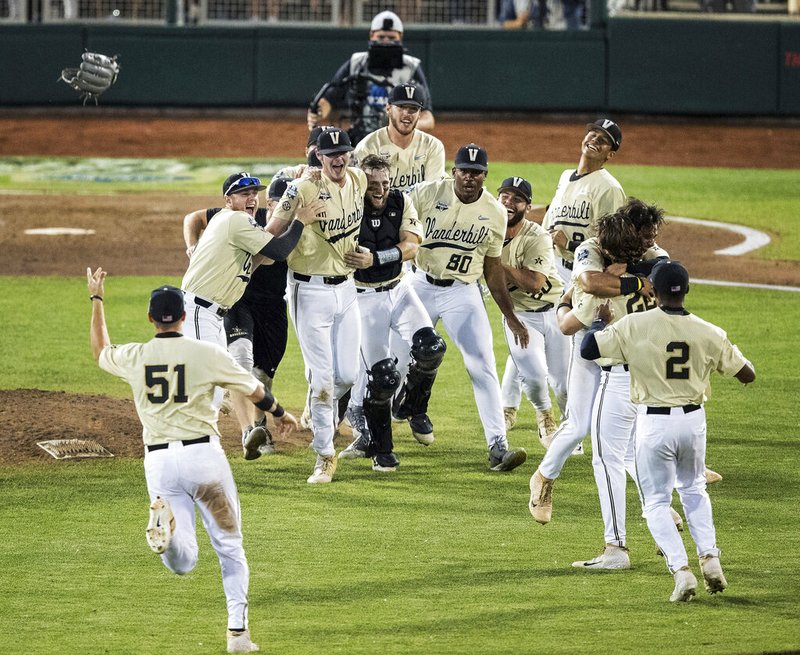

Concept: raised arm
[[183, 209, 209, 259], [87, 267, 110, 360]]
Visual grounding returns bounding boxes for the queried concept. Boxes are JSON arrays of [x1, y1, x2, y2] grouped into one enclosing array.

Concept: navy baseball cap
[[223, 172, 266, 196], [389, 83, 425, 108], [149, 285, 184, 323], [454, 143, 489, 172], [586, 118, 622, 151], [498, 176, 532, 203], [268, 177, 289, 201], [317, 128, 353, 156], [307, 125, 335, 148], [650, 260, 690, 296]]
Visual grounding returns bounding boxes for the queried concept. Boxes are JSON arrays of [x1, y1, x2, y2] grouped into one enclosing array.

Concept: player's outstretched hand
[[274, 411, 299, 438], [508, 316, 529, 349], [296, 198, 327, 225], [87, 267, 107, 298]]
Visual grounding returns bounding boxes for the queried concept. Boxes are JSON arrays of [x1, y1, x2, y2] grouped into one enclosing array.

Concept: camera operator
[[307, 10, 435, 145]]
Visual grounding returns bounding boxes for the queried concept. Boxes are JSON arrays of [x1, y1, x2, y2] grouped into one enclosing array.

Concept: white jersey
[[410, 179, 506, 284], [181, 208, 274, 308], [542, 168, 626, 263], [98, 334, 259, 446], [353, 127, 446, 191], [272, 167, 368, 276], [595, 308, 748, 407], [501, 219, 564, 312]]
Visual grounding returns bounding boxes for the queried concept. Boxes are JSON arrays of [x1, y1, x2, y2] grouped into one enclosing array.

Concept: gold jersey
[[272, 167, 368, 276], [410, 180, 506, 284], [501, 219, 564, 312], [353, 127, 447, 191], [98, 334, 259, 446], [542, 168, 626, 262], [595, 308, 748, 406], [181, 208, 274, 308]]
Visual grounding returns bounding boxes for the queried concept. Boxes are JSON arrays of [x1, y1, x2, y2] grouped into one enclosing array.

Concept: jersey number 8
[[445, 253, 472, 274]]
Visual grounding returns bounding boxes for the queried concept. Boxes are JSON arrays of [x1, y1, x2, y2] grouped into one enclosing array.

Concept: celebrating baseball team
[[85, 10, 756, 653]]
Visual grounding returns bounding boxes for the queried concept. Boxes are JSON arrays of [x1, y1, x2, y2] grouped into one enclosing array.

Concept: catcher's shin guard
[[364, 358, 401, 454], [398, 327, 446, 418]]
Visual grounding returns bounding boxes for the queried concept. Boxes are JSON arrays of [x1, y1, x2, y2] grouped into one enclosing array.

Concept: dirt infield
[[1, 112, 798, 465]]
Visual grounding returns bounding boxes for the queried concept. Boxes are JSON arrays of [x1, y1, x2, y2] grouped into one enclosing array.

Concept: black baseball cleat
[[408, 414, 434, 445], [372, 452, 400, 472], [242, 425, 268, 460], [488, 441, 527, 472]]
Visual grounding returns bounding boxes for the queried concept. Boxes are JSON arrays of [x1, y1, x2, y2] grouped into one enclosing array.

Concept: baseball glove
[[59, 52, 120, 105]]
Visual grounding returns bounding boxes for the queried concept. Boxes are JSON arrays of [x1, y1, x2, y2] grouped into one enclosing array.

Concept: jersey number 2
[[665, 342, 690, 379], [145, 364, 188, 404]]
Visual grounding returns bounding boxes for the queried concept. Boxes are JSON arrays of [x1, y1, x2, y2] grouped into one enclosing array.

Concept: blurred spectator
[[562, 0, 584, 28]]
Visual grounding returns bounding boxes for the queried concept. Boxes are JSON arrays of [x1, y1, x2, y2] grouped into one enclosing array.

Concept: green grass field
[[1, 157, 799, 654]]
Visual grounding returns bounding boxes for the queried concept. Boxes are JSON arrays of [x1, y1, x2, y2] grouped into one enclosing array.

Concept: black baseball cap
[[586, 118, 622, 151], [650, 260, 690, 296], [222, 172, 266, 196], [454, 143, 488, 172], [389, 83, 425, 108], [268, 177, 289, 201], [307, 125, 335, 148], [317, 128, 354, 156], [498, 176, 532, 203], [149, 285, 184, 323]]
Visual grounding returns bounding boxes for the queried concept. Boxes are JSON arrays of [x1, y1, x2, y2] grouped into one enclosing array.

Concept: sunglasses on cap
[[225, 176, 262, 196]]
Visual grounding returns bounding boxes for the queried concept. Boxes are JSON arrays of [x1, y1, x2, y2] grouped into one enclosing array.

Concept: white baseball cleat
[[570, 441, 584, 456], [145, 496, 175, 554], [307, 455, 337, 484], [669, 567, 698, 602], [503, 406, 518, 431], [572, 544, 631, 570], [699, 555, 728, 594], [536, 409, 557, 449], [704, 468, 723, 484], [528, 469, 554, 524], [299, 404, 312, 430], [669, 507, 684, 532], [227, 628, 259, 653]]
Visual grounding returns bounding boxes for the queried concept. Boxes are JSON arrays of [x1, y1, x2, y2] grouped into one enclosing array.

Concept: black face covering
[[367, 42, 404, 73], [307, 150, 322, 167]]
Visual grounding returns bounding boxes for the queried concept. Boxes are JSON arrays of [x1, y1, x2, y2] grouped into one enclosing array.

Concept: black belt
[[425, 274, 454, 288], [562, 259, 574, 270], [357, 280, 400, 294], [293, 272, 348, 285], [601, 364, 629, 372], [646, 405, 701, 415], [193, 295, 227, 317], [147, 435, 211, 452], [525, 303, 554, 313]]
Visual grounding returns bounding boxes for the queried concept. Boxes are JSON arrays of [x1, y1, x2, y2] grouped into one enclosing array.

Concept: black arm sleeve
[[580, 319, 606, 360], [628, 256, 668, 277], [258, 220, 304, 261]]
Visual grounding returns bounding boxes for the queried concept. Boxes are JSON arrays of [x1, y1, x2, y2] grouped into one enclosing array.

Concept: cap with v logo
[[316, 128, 354, 155], [454, 143, 489, 172], [586, 118, 622, 151], [497, 176, 532, 203], [388, 83, 426, 108]]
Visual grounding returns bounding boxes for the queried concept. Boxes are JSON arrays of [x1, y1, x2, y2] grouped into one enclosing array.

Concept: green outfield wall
[[1, 20, 798, 115]]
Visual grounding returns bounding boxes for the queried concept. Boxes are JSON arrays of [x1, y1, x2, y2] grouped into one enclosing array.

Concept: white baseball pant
[[144, 436, 250, 630], [288, 275, 361, 457], [408, 267, 506, 447], [591, 365, 639, 548], [501, 309, 569, 414], [351, 277, 432, 406], [183, 293, 228, 409], [634, 405, 720, 573], [538, 328, 601, 479]]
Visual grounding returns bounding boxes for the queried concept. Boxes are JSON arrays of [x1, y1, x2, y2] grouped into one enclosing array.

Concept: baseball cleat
[[337, 414, 354, 438], [338, 433, 371, 459], [307, 454, 337, 484], [536, 409, 557, 449], [570, 441, 584, 456], [242, 425, 268, 461], [699, 555, 728, 594], [704, 468, 723, 484], [299, 404, 312, 430], [669, 507, 684, 532], [503, 407, 518, 431], [372, 452, 400, 472], [146, 496, 175, 554], [409, 414, 435, 445], [227, 628, 260, 653], [669, 567, 698, 602], [488, 442, 527, 472], [572, 544, 631, 570], [528, 469, 554, 524]]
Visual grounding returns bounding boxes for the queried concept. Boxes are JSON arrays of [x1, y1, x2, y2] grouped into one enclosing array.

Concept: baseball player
[[529, 199, 667, 526], [496, 176, 569, 448], [580, 260, 755, 601], [88, 269, 296, 653], [406, 143, 529, 471], [353, 83, 446, 192], [270, 128, 368, 484], [542, 118, 627, 285], [183, 177, 322, 459], [307, 11, 435, 141], [337, 154, 446, 470]]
